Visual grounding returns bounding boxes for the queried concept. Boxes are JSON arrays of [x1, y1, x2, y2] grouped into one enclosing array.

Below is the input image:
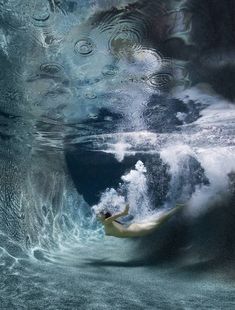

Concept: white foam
[[93, 83, 235, 220], [92, 188, 126, 216], [160, 143, 235, 217], [187, 147, 235, 216], [172, 83, 235, 126], [172, 83, 226, 106], [92, 160, 151, 220], [160, 144, 195, 175], [113, 141, 132, 162]]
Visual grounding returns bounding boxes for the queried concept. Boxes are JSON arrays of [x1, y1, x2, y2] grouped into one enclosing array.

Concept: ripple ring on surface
[[147, 73, 173, 89], [74, 38, 95, 56], [40, 63, 63, 75], [102, 64, 118, 77]]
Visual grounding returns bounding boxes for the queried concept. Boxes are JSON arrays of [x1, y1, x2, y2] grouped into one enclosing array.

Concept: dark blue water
[[0, 0, 235, 309]]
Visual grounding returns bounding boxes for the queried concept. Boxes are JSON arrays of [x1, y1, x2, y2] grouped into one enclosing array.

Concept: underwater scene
[[0, 0, 235, 309]]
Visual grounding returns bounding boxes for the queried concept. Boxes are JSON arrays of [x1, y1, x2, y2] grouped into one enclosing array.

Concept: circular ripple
[[32, 8, 50, 22], [106, 13, 151, 57], [108, 29, 142, 57], [147, 73, 173, 89], [133, 49, 163, 72], [31, 4, 51, 27], [92, 10, 150, 57], [102, 64, 118, 76], [74, 39, 95, 56], [88, 113, 98, 119], [40, 63, 63, 75], [85, 91, 97, 99]]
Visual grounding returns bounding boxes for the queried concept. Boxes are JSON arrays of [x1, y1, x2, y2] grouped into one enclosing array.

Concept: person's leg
[[154, 204, 185, 226], [126, 222, 161, 236], [126, 204, 185, 237]]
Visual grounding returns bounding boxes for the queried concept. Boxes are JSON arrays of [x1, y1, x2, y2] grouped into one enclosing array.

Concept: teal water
[[1, 238, 235, 310], [1, 0, 235, 308]]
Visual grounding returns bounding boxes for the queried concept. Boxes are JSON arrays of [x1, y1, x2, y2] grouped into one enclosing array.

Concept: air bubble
[[74, 39, 95, 56]]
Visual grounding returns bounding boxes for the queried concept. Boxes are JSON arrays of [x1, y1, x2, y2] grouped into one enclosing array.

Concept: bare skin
[[97, 204, 185, 238]]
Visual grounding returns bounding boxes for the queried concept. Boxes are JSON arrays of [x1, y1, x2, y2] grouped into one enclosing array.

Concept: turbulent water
[[0, 0, 235, 309]]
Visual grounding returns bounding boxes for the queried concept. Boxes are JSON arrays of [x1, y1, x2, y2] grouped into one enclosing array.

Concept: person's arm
[[105, 205, 129, 223]]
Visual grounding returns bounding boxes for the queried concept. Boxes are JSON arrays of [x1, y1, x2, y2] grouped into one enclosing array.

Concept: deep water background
[[0, 0, 235, 309]]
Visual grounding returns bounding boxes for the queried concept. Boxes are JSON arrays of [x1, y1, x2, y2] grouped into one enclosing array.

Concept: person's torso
[[104, 221, 129, 237]]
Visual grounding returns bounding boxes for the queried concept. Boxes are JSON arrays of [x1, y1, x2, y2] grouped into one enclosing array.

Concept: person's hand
[[123, 204, 129, 215]]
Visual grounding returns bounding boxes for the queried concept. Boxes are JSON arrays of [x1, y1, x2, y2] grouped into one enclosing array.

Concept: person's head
[[103, 211, 112, 218], [97, 211, 112, 221]]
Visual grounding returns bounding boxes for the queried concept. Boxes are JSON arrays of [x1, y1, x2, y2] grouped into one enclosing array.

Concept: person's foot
[[176, 203, 185, 208], [168, 204, 185, 216], [175, 204, 185, 212]]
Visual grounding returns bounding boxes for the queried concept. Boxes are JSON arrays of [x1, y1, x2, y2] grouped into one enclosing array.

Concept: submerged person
[[97, 204, 184, 238]]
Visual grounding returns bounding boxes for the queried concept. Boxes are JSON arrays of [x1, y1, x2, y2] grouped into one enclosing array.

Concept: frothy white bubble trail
[[160, 143, 235, 217], [92, 160, 152, 220], [172, 83, 235, 126], [74, 80, 235, 224], [188, 146, 235, 216]]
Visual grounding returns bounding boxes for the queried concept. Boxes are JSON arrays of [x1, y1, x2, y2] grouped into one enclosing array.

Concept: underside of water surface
[[0, 0, 235, 309]]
